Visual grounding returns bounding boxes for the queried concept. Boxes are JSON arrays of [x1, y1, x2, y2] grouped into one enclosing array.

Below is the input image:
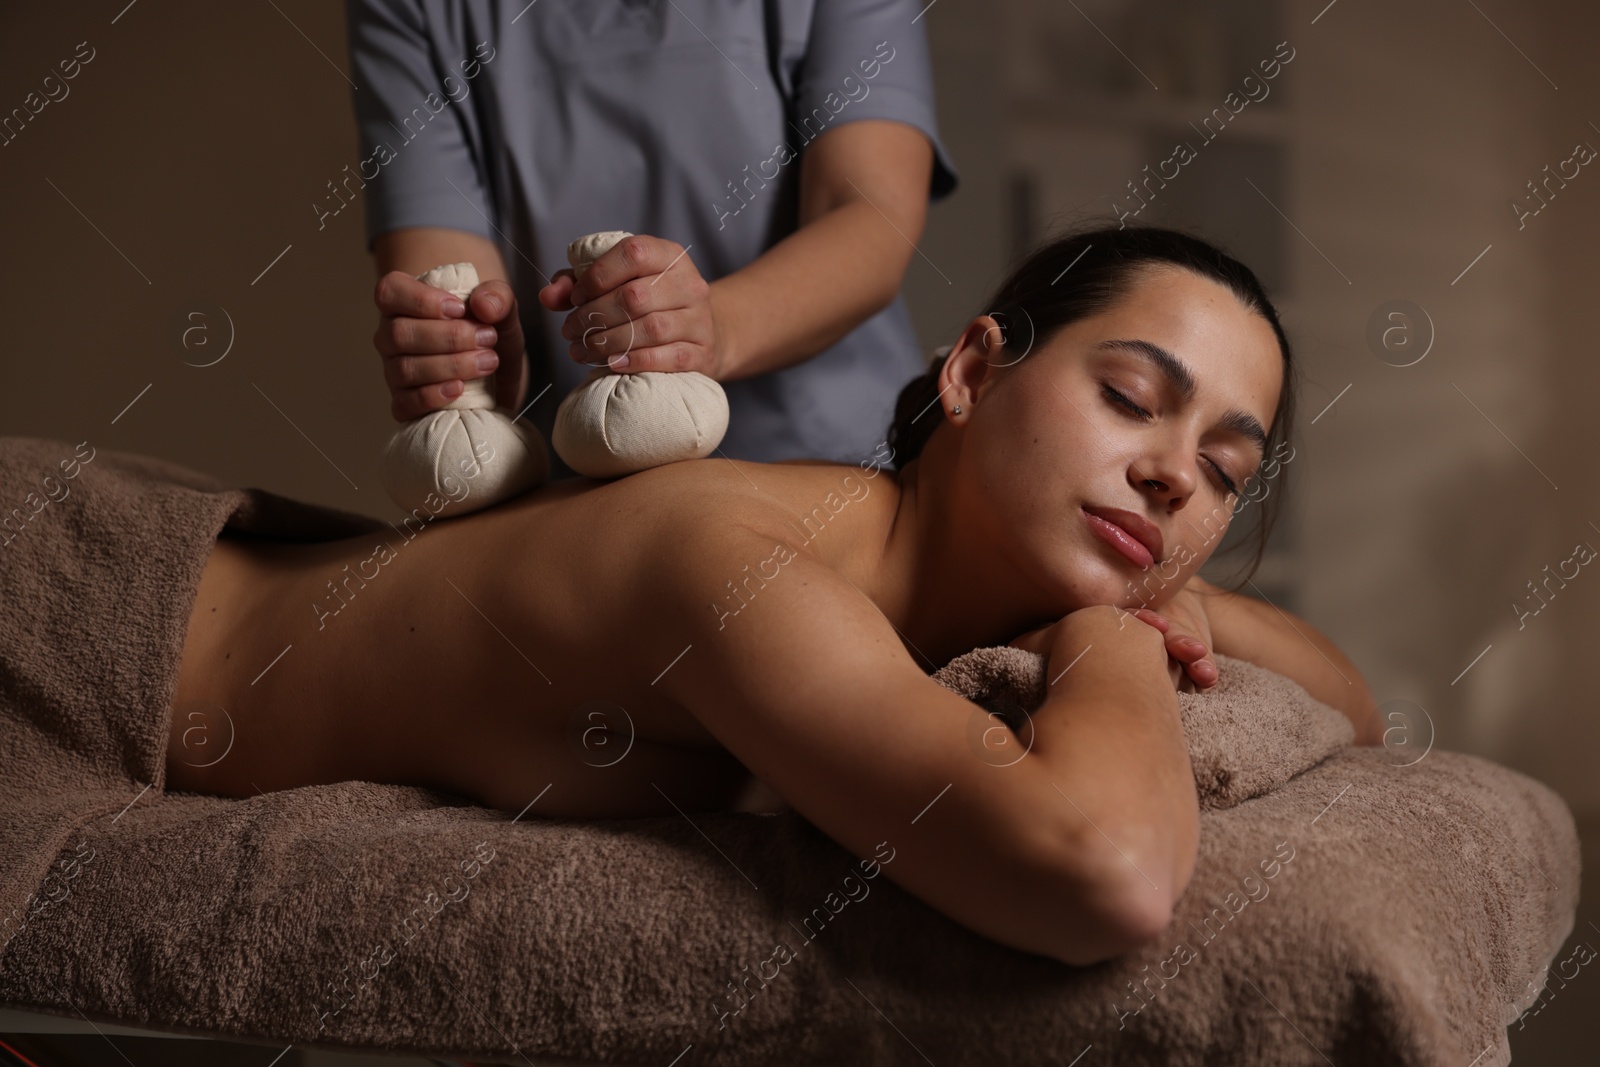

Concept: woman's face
[[940, 264, 1284, 612]]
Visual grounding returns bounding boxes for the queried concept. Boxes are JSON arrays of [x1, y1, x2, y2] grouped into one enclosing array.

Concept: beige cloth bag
[[380, 262, 550, 518], [552, 231, 729, 478]]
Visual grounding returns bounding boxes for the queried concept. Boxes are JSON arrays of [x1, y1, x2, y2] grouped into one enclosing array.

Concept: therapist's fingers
[[373, 314, 497, 359], [569, 310, 713, 373], [374, 270, 469, 320], [371, 270, 503, 422], [467, 282, 530, 411], [569, 235, 677, 305], [381, 351, 499, 422], [567, 317, 631, 368], [570, 340, 711, 375], [464, 279, 518, 327], [564, 256, 715, 373], [537, 270, 577, 312], [373, 271, 497, 359], [562, 261, 706, 342]]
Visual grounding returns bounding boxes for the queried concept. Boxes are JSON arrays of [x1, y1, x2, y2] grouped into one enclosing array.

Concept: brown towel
[[0, 436, 385, 949], [0, 436, 1581, 1067], [931, 643, 1355, 809]]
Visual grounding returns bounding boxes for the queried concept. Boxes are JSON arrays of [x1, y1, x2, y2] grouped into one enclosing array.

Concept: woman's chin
[[1045, 568, 1142, 615]]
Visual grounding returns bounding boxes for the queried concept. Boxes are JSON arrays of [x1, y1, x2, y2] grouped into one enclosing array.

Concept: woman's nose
[[1132, 446, 1197, 504]]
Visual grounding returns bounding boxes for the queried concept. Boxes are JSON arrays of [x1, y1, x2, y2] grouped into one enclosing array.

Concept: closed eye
[[1102, 383, 1150, 420], [1101, 384, 1240, 497]]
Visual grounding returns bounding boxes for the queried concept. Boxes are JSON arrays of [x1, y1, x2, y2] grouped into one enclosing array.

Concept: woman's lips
[[1083, 506, 1158, 569]]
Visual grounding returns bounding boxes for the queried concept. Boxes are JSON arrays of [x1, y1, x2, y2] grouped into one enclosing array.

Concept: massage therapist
[[343, 0, 959, 478]]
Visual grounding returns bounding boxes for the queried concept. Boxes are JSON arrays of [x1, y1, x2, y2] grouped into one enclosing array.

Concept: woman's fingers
[[1130, 607, 1169, 632], [1166, 633, 1208, 662], [1169, 636, 1218, 688], [1186, 657, 1219, 687], [1132, 608, 1220, 690], [1008, 608, 1220, 691]]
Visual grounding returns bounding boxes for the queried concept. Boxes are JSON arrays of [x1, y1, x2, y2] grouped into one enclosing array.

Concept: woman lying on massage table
[[165, 225, 1381, 968]]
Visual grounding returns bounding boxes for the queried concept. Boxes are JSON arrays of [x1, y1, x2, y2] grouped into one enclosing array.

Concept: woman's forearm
[[1190, 577, 1383, 745], [1027, 608, 1200, 922]]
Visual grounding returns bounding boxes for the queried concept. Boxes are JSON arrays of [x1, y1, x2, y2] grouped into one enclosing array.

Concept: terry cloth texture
[[0, 435, 1582, 1067]]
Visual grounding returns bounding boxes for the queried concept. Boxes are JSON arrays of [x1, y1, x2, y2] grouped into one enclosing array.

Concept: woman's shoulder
[[608, 455, 887, 529]]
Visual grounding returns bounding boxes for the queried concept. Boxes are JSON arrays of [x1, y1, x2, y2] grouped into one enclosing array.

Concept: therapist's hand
[[372, 272, 529, 421], [537, 234, 726, 379]]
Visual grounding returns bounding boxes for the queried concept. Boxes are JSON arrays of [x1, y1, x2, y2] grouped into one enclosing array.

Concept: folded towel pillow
[[931, 646, 1355, 809]]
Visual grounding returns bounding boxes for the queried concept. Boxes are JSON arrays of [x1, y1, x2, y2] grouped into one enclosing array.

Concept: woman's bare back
[[167, 456, 895, 819]]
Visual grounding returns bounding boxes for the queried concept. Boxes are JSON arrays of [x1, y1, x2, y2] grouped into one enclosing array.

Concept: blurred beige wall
[[1287, 0, 1600, 819], [0, 1, 389, 513], [1, 0, 1595, 829]]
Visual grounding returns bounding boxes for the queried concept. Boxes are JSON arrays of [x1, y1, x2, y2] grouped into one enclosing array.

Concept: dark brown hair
[[886, 223, 1298, 591]]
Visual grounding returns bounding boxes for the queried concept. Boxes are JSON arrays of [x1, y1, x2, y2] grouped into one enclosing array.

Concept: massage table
[[0, 436, 1580, 1066]]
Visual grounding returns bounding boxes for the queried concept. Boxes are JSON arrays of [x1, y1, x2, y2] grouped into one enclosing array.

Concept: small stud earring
[[952, 404, 963, 415]]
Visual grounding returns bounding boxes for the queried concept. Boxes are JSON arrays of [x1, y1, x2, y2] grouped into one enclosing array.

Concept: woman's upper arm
[[651, 526, 1155, 964]]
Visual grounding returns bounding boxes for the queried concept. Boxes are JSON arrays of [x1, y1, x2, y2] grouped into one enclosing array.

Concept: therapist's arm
[[369, 228, 529, 419], [709, 119, 935, 381], [550, 119, 935, 382]]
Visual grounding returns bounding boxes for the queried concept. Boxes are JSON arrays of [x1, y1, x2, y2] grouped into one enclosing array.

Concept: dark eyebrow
[[1093, 338, 1269, 460]]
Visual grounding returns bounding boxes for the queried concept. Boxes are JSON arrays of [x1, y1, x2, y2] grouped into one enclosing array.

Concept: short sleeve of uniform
[[794, 0, 959, 202], [344, 0, 495, 250]]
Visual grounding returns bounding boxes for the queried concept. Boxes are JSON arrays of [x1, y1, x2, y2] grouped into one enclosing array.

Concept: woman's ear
[[940, 315, 1010, 420]]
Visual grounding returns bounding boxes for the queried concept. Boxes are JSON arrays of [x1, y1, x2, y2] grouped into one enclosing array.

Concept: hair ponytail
[[886, 349, 952, 471]]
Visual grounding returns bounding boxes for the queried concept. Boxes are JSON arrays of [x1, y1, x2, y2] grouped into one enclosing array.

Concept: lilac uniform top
[[344, 0, 959, 477]]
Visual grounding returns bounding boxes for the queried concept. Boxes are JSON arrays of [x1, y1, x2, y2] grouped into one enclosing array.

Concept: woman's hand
[[1008, 592, 1218, 695], [1130, 583, 1219, 693], [372, 272, 529, 420], [1006, 604, 1165, 679], [538, 234, 725, 378]]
